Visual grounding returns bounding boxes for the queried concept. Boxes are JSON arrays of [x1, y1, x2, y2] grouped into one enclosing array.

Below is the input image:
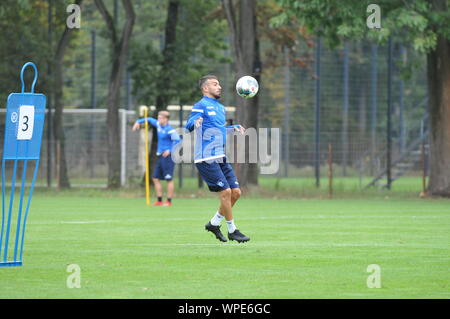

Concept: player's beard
[[212, 91, 221, 99]]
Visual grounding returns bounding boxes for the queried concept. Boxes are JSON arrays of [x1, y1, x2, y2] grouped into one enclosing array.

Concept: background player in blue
[[185, 75, 250, 243], [133, 110, 180, 206]]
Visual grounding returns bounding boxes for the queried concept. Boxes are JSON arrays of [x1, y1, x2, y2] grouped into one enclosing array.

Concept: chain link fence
[[0, 39, 428, 190]]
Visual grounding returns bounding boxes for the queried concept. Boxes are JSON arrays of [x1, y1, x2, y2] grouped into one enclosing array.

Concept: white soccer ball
[[236, 76, 259, 99]]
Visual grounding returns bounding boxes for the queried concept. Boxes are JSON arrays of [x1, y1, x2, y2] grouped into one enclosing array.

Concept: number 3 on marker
[[17, 105, 35, 140]]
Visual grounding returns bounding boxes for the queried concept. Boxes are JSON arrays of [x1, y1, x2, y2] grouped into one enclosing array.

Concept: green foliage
[[0, 0, 50, 102], [272, 0, 450, 52], [0, 0, 82, 105], [130, 0, 228, 108], [127, 0, 167, 107]]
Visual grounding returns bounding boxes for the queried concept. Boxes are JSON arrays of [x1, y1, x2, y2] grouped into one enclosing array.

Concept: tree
[[52, 0, 84, 189], [150, 0, 180, 180], [274, 0, 450, 197], [0, 0, 82, 189], [0, 0, 50, 104], [128, 0, 181, 185], [155, 0, 180, 111], [130, 0, 228, 106], [94, 0, 135, 189], [130, 0, 228, 184], [222, 0, 261, 187]]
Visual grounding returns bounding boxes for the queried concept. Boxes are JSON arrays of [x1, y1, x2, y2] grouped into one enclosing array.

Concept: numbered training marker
[[0, 62, 46, 267]]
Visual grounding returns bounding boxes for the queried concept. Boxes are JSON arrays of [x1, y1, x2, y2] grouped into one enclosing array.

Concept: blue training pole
[[0, 62, 46, 267]]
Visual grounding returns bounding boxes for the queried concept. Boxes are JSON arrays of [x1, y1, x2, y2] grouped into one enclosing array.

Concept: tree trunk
[[156, 0, 179, 111], [53, 60, 71, 189], [52, 0, 84, 189], [106, 55, 123, 188], [95, 0, 135, 189], [145, 0, 180, 187], [222, 0, 261, 187], [426, 35, 450, 197], [358, 82, 367, 150]]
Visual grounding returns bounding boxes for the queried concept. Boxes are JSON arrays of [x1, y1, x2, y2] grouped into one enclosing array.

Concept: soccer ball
[[236, 76, 259, 99]]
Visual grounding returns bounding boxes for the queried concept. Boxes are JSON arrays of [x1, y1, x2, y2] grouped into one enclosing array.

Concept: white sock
[[210, 211, 224, 226], [226, 219, 236, 233]]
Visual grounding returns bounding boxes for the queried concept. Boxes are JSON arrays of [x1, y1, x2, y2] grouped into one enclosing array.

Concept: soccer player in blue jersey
[[185, 75, 250, 243], [133, 110, 180, 206]]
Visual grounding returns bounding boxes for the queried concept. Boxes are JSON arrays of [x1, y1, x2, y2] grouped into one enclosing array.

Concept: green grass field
[[0, 188, 449, 298]]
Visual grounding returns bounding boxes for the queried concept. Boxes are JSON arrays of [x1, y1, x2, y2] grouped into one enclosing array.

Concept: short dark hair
[[198, 75, 218, 90]]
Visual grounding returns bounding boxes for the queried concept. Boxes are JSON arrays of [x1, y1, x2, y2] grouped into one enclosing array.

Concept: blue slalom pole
[[13, 160, 28, 262], [1, 62, 46, 267], [19, 160, 40, 262], [2, 159, 18, 262], [20, 62, 38, 94], [0, 159, 5, 256]]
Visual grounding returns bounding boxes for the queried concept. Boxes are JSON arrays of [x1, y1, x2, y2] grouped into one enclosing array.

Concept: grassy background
[[30, 175, 429, 199], [0, 190, 449, 298]]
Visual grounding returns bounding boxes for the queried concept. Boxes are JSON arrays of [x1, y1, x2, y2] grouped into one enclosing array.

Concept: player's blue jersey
[[185, 96, 240, 163], [136, 117, 180, 155]]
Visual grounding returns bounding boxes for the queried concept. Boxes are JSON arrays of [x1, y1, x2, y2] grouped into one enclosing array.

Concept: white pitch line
[[27, 214, 447, 226], [122, 242, 450, 248], [60, 220, 115, 224]]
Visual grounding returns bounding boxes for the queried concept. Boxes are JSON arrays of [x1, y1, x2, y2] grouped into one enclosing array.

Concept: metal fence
[[0, 38, 429, 189], [0, 106, 235, 188], [256, 39, 428, 188]]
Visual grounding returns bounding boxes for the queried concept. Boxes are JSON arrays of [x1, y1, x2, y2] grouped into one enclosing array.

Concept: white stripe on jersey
[[194, 154, 225, 163]]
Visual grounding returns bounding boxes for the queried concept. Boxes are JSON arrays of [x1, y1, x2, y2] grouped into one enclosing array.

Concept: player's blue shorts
[[195, 157, 239, 192], [153, 155, 175, 181]]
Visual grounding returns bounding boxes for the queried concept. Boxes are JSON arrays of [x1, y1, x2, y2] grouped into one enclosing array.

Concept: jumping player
[[133, 110, 180, 206], [185, 75, 250, 243]]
